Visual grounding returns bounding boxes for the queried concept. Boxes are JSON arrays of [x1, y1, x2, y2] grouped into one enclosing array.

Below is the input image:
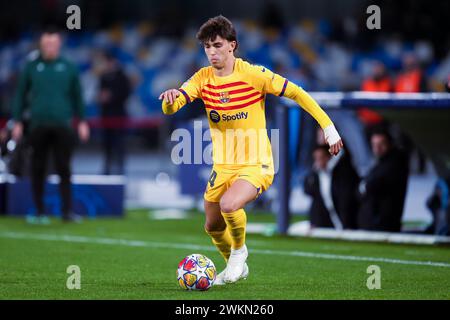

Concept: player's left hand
[[328, 139, 344, 156], [323, 124, 343, 156]]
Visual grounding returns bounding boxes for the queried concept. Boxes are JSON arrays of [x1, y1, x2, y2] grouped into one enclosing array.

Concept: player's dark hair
[[196, 15, 238, 51]]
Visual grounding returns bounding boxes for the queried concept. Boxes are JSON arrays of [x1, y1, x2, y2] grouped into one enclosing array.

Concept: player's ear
[[230, 41, 236, 52]]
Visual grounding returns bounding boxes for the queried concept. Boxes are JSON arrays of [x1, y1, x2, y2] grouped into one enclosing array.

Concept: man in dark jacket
[[357, 130, 409, 232], [304, 144, 360, 229], [11, 29, 90, 224], [97, 51, 131, 175]]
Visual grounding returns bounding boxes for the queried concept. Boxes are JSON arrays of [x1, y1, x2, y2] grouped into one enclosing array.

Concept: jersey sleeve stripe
[[179, 88, 191, 104], [205, 95, 264, 110], [279, 79, 288, 97]]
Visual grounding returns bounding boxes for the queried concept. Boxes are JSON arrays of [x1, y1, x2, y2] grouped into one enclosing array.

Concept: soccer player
[[160, 16, 343, 285]]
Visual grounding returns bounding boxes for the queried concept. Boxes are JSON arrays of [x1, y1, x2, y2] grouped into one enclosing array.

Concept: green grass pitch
[[0, 209, 449, 299]]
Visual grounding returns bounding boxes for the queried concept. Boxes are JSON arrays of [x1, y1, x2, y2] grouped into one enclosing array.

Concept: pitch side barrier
[[275, 92, 450, 236], [281, 92, 450, 109]]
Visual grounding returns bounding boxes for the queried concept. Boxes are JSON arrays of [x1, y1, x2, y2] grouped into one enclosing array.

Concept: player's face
[[204, 36, 236, 69], [40, 33, 62, 60]]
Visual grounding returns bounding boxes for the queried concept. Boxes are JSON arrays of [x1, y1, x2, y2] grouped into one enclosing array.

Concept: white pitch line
[[1, 231, 450, 269]]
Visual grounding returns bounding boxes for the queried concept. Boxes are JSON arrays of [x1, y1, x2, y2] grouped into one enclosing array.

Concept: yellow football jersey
[[162, 58, 333, 168]]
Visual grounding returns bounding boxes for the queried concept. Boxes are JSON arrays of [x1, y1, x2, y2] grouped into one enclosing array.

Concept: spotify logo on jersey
[[209, 110, 220, 123], [209, 110, 250, 123]]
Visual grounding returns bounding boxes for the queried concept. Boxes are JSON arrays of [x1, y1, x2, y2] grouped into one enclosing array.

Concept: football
[[177, 254, 217, 290]]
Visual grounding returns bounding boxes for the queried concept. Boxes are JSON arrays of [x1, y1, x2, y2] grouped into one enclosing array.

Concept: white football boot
[[214, 262, 249, 286], [224, 244, 249, 283]]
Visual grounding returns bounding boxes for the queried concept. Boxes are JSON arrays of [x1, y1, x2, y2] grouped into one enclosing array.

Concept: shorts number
[[208, 170, 217, 187]]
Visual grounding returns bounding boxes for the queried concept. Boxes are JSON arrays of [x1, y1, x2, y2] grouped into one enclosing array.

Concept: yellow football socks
[[221, 208, 247, 250], [205, 227, 232, 262]]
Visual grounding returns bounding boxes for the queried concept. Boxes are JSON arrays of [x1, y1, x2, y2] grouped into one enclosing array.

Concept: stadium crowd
[[1, 18, 449, 121]]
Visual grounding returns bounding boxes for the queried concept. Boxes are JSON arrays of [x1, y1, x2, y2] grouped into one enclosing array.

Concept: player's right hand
[[159, 89, 180, 105]]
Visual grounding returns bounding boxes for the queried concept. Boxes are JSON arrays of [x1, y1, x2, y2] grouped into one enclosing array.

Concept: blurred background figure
[[11, 28, 90, 224], [0, 119, 30, 177], [97, 50, 131, 175], [425, 178, 450, 236], [394, 53, 428, 93], [392, 53, 428, 174], [357, 130, 409, 232], [361, 61, 393, 93], [359, 60, 391, 144], [303, 143, 360, 230]]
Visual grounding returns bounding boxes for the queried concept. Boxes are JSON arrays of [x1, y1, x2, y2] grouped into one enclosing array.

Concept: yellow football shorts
[[204, 164, 274, 203]]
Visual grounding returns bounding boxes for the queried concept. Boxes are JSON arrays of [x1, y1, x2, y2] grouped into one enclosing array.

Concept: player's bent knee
[[219, 198, 240, 214]]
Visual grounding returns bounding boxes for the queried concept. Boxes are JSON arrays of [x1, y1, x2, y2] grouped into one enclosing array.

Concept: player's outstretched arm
[[160, 70, 202, 115], [284, 82, 343, 156], [254, 64, 343, 156]]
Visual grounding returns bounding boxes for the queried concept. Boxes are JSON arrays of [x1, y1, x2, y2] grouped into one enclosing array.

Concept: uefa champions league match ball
[[177, 253, 217, 290]]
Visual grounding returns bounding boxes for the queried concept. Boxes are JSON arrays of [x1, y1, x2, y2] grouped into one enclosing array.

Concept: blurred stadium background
[[0, 0, 449, 236]]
